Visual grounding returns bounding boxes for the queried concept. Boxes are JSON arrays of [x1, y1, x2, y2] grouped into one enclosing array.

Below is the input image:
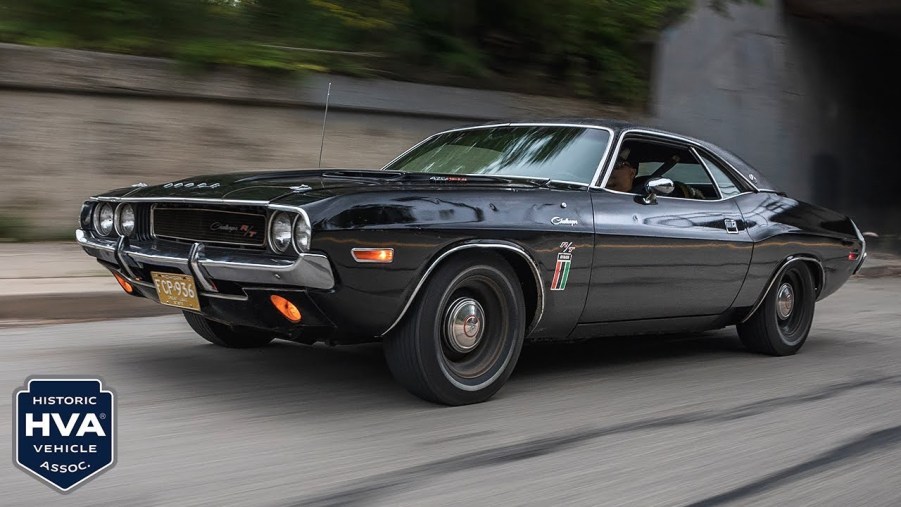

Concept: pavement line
[[285, 374, 901, 507]]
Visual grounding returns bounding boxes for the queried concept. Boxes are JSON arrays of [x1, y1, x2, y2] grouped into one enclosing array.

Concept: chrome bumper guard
[[76, 229, 335, 290]]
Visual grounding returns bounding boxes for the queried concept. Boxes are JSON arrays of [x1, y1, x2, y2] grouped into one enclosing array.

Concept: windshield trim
[[380, 123, 616, 187]]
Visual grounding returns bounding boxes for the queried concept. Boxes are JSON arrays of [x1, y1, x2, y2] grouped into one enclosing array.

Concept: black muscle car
[[76, 119, 867, 405]]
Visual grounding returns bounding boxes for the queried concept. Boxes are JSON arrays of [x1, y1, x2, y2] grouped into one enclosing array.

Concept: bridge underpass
[[653, 0, 901, 246]]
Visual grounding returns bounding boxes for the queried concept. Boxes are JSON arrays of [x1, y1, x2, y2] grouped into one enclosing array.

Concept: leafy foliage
[[0, 0, 752, 105]]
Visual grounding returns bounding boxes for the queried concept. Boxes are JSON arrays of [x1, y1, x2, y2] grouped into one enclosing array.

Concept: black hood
[[97, 168, 570, 204]]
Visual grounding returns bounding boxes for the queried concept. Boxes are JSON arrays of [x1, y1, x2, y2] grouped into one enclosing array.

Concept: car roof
[[449, 117, 777, 192]]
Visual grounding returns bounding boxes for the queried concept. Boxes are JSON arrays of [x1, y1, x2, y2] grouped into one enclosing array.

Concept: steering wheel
[[673, 181, 704, 199]]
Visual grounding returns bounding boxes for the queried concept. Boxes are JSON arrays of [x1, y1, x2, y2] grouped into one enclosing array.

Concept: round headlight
[[293, 214, 311, 253], [117, 204, 136, 237], [269, 212, 293, 253], [93, 203, 114, 236]]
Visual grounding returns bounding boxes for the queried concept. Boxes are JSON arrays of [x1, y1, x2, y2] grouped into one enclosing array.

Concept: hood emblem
[[163, 182, 221, 189], [290, 185, 312, 193]]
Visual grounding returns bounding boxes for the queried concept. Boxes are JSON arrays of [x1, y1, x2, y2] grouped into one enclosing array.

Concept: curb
[[0, 292, 180, 323]]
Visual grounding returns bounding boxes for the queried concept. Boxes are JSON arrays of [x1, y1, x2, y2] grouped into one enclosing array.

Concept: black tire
[[383, 253, 526, 405], [737, 263, 816, 356], [182, 311, 274, 348]]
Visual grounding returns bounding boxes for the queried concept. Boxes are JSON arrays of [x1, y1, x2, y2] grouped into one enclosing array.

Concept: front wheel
[[737, 263, 816, 356], [383, 253, 526, 405], [183, 311, 275, 348]]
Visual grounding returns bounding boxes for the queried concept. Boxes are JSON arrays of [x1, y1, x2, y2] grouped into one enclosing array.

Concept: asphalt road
[[1, 277, 900, 506]]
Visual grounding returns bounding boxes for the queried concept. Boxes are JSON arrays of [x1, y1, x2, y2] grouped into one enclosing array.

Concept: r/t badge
[[550, 242, 575, 291], [14, 378, 116, 493]]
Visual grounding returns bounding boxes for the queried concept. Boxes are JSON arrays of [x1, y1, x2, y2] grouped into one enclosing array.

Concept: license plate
[[151, 272, 200, 311]]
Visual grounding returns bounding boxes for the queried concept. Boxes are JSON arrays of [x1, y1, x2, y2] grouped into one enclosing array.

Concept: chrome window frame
[[379, 122, 616, 189], [592, 128, 759, 203]]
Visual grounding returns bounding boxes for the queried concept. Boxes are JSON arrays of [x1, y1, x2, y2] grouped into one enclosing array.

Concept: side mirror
[[641, 177, 674, 204]]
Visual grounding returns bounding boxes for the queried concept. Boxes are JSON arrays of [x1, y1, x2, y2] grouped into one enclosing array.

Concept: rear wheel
[[383, 253, 525, 405], [737, 263, 816, 356], [182, 311, 274, 348]]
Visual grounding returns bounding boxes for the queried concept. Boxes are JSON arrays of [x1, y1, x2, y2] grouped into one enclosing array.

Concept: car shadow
[[515, 330, 746, 377], [112, 325, 747, 414]]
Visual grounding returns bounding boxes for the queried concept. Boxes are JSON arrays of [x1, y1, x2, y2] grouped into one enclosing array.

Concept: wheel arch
[[379, 240, 545, 337], [740, 254, 824, 324]]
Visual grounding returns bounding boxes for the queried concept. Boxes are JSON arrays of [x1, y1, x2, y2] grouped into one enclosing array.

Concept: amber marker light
[[112, 273, 133, 294], [351, 248, 394, 263], [270, 295, 302, 323]]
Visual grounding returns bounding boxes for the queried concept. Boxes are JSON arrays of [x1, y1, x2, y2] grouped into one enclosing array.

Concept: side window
[[697, 152, 744, 198], [605, 138, 718, 199]]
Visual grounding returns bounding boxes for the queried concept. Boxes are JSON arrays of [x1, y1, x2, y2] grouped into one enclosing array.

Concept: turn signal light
[[351, 248, 394, 263], [270, 295, 302, 323], [112, 273, 133, 294]]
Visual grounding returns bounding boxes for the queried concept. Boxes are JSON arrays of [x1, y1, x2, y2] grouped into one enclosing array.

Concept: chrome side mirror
[[642, 177, 674, 204]]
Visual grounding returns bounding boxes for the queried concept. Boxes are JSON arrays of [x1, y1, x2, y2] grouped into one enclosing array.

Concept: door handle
[[724, 218, 740, 234]]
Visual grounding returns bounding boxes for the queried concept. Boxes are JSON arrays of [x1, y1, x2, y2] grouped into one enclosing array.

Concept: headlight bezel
[[93, 202, 115, 236], [268, 211, 294, 254], [293, 210, 312, 253], [115, 203, 136, 237]]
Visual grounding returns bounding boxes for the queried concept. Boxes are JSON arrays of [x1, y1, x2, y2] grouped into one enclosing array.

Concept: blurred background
[[2, 3, 900, 505], [0, 0, 898, 248]]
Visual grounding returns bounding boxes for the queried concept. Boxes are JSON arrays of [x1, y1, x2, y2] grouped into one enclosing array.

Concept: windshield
[[383, 125, 611, 185]]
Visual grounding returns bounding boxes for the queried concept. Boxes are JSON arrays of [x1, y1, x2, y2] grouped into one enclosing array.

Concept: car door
[[579, 134, 754, 323]]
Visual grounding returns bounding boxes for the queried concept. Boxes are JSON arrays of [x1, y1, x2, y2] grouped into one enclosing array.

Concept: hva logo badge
[[14, 378, 116, 492]]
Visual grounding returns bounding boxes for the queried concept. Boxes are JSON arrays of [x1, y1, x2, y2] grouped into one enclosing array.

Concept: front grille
[[151, 207, 267, 247]]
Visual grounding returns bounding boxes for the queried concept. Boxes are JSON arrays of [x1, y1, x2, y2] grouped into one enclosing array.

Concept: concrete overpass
[[652, 0, 901, 243], [787, 0, 901, 38]]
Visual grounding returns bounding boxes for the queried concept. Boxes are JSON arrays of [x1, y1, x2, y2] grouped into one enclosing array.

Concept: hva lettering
[[25, 413, 106, 437]]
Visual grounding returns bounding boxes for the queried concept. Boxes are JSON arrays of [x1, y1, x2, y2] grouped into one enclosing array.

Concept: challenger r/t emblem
[[550, 241, 576, 291], [14, 378, 116, 493]]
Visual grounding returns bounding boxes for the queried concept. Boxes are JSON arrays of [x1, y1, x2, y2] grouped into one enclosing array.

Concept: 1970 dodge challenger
[[77, 119, 867, 405]]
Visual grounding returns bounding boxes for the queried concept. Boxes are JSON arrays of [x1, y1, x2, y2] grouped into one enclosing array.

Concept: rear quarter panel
[[732, 192, 861, 310]]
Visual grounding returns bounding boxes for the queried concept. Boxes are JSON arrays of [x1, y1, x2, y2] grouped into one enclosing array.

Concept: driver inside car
[[606, 156, 639, 193]]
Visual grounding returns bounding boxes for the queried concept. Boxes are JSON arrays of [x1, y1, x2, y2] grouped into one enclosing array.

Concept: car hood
[[97, 168, 572, 204]]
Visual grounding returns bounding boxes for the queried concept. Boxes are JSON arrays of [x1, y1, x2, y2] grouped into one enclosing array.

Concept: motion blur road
[[2, 277, 899, 506]]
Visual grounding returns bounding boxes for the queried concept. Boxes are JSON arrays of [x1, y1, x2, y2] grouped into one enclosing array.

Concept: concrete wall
[[0, 43, 630, 236], [652, 0, 901, 235]]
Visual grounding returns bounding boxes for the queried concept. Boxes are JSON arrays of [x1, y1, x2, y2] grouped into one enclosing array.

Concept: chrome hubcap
[[445, 298, 485, 353], [776, 282, 794, 320]]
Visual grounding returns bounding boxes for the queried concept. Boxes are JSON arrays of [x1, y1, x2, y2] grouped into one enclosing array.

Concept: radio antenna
[[317, 82, 331, 168]]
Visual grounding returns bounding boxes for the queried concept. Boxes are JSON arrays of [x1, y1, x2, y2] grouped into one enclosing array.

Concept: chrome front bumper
[[76, 229, 335, 290]]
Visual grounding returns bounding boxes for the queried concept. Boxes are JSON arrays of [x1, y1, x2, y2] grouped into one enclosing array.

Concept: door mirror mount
[[641, 177, 675, 204]]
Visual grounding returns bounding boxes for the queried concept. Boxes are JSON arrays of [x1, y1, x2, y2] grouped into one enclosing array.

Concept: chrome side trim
[[740, 255, 824, 323], [380, 242, 545, 337], [94, 196, 270, 206], [592, 128, 761, 195], [689, 146, 724, 199], [591, 128, 755, 203], [380, 123, 616, 188]]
